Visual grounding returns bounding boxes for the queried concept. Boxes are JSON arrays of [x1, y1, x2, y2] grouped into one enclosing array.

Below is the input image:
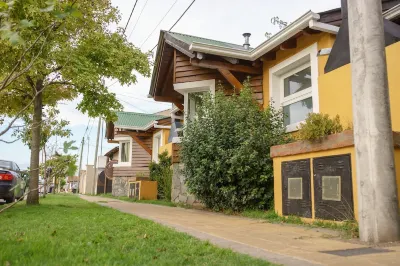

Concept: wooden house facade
[[106, 111, 171, 196], [149, 0, 400, 220]]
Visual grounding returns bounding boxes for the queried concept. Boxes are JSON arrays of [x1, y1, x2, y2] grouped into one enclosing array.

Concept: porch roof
[[115, 111, 168, 130]]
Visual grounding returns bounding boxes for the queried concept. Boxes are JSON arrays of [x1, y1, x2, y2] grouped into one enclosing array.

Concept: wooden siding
[[174, 51, 222, 84], [113, 136, 152, 179], [174, 51, 263, 104]]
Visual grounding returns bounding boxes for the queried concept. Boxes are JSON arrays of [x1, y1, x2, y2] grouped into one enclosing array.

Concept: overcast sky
[[0, 0, 340, 170]]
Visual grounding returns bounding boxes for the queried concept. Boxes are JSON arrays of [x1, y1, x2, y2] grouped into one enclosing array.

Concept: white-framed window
[[173, 79, 216, 123], [114, 136, 132, 167], [269, 43, 319, 132], [152, 131, 163, 162]]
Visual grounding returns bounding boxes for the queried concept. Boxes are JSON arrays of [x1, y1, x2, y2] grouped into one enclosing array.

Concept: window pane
[[284, 66, 311, 97], [283, 97, 313, 126], [121, 142, 130, 162], [188, 92, 204, 120]]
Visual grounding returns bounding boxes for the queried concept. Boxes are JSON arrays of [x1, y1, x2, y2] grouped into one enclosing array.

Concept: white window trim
[[173, 79, 216, 124], [114, 136, 132, 167], [269, 43, 319, 132], [152, 131, 163, 162]]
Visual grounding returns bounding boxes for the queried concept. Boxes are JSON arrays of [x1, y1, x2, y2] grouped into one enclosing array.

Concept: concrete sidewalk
[[81, 195, 400, 266]]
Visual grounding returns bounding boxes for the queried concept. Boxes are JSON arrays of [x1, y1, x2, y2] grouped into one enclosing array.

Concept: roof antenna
[[243, 33, 251, 50]]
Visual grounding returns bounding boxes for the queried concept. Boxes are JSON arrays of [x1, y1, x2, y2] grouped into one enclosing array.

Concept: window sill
[[285, 122, 303, 133]]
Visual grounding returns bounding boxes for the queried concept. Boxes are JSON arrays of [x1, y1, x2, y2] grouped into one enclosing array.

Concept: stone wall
[[112, 176, 130, 197], [171, 163, 197, 205]]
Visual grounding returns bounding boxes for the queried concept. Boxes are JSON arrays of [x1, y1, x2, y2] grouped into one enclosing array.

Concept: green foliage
[[180, 83, 289, 211], [149, 151, 173, 201], [62, 140, 77, 154], [0, 0, 151, 122], [44, 153, 77, 181], [13, 108, 71, 149], [297, 113, 343, 142]]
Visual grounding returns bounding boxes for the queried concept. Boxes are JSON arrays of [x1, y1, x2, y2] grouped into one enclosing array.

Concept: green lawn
[[0, 195, 273, 266]]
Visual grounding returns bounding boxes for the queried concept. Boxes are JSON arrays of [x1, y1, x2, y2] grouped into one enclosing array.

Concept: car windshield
[[0, 160, 13, 171]]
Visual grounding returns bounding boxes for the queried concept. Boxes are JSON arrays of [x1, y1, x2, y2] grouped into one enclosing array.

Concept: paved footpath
[[81, 195, 400, 266]]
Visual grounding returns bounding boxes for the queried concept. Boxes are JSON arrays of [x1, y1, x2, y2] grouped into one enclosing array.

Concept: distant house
[[106, 111, 171, 196], [147, 0, 400, 220], [65, 176, 79, 192]]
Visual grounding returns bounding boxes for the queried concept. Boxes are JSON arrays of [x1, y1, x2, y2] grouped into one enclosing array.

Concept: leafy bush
[[180, 84, 288, 211], [297, 113, 343, 141], [149, 151, 172, 201]]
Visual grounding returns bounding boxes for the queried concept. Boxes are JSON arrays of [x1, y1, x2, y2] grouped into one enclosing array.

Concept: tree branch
[[0, 24, 55, 93], [0, 85, 46, 137], [0, 138, 21, 144]]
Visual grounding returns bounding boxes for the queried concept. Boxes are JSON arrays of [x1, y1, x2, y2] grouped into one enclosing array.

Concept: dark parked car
[[0, 160, 25, 203]]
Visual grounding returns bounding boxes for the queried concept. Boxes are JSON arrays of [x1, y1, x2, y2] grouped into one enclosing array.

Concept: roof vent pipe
[[243, 33, 251, 50]]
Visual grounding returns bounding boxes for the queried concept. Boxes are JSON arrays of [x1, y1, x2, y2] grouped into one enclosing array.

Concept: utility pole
[[86, 136, 90, 166], [100, 120, 104, 155], [348, 0, 400, 243], [92, 117, 101, 195], [76, 137, 85, 194]]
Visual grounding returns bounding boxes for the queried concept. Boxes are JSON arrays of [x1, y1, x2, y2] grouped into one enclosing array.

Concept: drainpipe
[[348, 0, 400, 243]]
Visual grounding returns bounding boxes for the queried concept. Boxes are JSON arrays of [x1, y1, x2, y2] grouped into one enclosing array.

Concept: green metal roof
[[115, 111, 168, 130], [167, 31, 253, 51]]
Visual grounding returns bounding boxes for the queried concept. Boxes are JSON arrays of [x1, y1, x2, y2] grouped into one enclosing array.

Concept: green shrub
[[297, 113, 343, 141], [180, 84, 288, 211], [149, 151, 172, 201]]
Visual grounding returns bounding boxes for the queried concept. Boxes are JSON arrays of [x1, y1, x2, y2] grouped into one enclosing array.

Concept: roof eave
[[149, 31, 167, 97], [384, 4, 400, 20], [189, 11, 323, 61]]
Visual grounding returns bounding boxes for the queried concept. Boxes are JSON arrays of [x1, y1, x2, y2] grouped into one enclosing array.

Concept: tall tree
[[0, 0, 151, 205]]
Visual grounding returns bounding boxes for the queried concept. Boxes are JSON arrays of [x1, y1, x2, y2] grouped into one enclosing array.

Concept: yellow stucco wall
[[159, 142, 173, 157], [262, 32, 336, 106], [262, 34, 400, 131], [273, 147, 358, 220], [274, 147, 400, 221], [319, 42, 400, 130]]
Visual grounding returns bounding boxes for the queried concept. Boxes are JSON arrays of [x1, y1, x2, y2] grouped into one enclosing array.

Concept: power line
[[127, 0, 150, 40], [124, 0, 139, 33], [117, 97, 150, 113], [140, 0, 178, 48], [115, 92, 171, 105], [151, 0, 196, 52], [87, 118, 96, 137]]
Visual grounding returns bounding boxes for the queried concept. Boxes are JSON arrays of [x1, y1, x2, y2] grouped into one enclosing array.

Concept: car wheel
[[5, 195, 15, 204]]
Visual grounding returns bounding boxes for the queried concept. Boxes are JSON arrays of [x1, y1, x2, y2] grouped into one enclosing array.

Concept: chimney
[[243, 33, 251, 50]]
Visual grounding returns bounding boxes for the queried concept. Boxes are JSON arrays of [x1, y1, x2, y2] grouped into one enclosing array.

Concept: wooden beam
[[301, 27, 320, 36], [223, 56, 239, 64], [107, 140, 119, 144], [117, 131, 152, 137], [173, 102, 184, 111], [173, 49, 176, 83], [280, 38, 297, 50], [260, 52, 276, 62], [131, 135, 152, 155], [154, 95, 181, 103], [218, 68, 243, 90], [252, 60, 262, 68], [190, 58, 262, 74]]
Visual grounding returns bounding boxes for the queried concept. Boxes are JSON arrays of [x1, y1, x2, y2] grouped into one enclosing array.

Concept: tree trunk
[[27, 81, 43, 205]]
